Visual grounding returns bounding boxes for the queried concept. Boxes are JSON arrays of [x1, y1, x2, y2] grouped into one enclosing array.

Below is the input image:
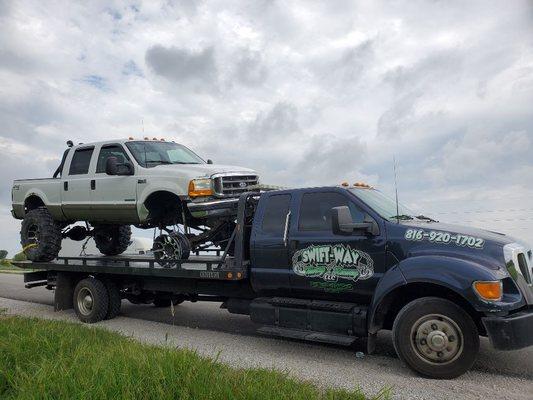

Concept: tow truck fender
[[367, 255, 503, 333]]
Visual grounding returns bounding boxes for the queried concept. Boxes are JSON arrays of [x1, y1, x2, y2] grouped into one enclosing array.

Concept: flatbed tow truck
[[13, 186, 533, 379]]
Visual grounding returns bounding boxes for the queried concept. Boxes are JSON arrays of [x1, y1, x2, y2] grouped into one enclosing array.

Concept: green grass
[[0, 261, 25, 274], [0, 316, 387, 400]]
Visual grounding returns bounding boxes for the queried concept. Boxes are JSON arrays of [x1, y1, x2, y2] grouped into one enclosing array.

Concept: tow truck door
[[287, 188, 386, 302], [250, 191, 294, 295]]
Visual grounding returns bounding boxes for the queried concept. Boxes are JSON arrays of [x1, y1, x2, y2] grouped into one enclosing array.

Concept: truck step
[[257, 326, 358, 346]]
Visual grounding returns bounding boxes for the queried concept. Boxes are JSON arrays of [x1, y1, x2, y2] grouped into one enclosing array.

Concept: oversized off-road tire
[[20, 207, 62, 261], [105, 280, 122, 320], [153, 232, 190, 268], [392, 297, 479, 379], [93, 225, 131, 256], [73, 278, 109, 323]]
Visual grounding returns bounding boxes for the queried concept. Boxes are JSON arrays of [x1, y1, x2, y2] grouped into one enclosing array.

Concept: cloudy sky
[[1, 0, 532, 254]]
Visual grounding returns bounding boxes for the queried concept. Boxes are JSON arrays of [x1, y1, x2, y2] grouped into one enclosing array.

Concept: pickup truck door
[[90, 144, 138, 223], [61, 146, 95, 220], [250, 192, 293, 296], [288, 189, 387, 303]]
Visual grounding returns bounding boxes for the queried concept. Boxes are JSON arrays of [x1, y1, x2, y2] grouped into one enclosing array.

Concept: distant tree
[[12, 252, 27, 262], [0, 250, 7, 260]]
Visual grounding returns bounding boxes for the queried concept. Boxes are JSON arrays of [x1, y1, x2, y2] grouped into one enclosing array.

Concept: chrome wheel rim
[[153, 234, 182, 268], [410, 313, 464, 365], [27, 224, 40, 245], [77, 287, 94, 315]]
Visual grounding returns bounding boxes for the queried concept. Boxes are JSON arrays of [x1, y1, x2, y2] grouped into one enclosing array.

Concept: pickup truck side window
[[298, 192, 365, 231], [261, 194, 291, 235], [69, 148, 94, 175], [96, 145, 131, 173]]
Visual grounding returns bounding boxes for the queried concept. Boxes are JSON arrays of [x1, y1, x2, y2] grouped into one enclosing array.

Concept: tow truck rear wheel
[[93, 225, 132, 256], [392, 297, 479, 379], [20, 207, 62, 262], [73, 278, 109, 323]]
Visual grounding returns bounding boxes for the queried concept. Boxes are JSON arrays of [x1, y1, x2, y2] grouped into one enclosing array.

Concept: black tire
[[392, 297, 479, 379], [20, 207, 62, 262], [153, 297, 184, 307], [73, 278, 109, 323], [105, 280, 121, 320], [93, 225, 131, 256], [153, 232, 190, 268]]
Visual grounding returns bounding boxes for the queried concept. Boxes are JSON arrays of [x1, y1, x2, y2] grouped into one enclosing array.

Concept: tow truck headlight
[[473, 281, 503, 302], [188, 178, 214, 197]]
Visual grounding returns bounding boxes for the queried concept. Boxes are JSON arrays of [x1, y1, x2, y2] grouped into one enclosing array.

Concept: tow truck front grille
[[214, 174, 259, 197]]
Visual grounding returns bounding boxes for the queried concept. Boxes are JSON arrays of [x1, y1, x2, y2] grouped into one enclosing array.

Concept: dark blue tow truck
[[17, 184, 533, 379]]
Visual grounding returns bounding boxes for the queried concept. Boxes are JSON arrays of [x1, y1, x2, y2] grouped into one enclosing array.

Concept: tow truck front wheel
[[392, 297, 479, 379], [73, 278, 109, 323]]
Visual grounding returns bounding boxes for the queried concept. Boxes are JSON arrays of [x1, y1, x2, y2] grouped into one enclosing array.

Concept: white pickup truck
[[11, 139, 259, 262]]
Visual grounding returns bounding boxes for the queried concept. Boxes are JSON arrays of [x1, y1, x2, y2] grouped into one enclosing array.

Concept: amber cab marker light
[[341, 181, 349, 187], [227, 272, 233, 279], [473, 281, 502, 301]]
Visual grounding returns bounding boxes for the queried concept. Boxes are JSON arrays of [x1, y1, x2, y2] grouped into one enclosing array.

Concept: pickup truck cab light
[[188, 178, 214, 197], [473, 281, 503, 302]]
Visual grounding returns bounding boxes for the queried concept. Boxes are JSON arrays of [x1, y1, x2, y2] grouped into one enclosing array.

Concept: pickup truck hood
[[147, 163, 257, 178]]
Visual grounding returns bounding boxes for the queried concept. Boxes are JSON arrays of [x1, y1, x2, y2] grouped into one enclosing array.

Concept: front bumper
[[483, 308, 533, 350]]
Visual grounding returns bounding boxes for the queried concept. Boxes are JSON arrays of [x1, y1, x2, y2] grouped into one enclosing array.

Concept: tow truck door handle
[[90, 179, 95, 190]]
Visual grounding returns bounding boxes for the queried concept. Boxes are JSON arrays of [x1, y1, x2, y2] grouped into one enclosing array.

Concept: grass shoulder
[[0, 316, 388, 400]]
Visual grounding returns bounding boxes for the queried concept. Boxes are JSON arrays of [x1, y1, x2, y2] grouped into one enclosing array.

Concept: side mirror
[[331, 206, 379, 236], [106, 157, 134, 176], [105, 156, 118, 175], [207, 159, 213, 164]]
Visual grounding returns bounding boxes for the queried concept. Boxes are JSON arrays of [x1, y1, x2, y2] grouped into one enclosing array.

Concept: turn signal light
[[473, 281, 502, 301], [188, 178, 214, 197]]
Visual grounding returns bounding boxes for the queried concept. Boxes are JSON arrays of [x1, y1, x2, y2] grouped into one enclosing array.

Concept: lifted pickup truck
[[16, 185, 533, 379], [11, 139, 259, 262]]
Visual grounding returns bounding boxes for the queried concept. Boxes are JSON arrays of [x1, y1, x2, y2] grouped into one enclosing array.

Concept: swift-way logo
[[292, 244, 374, 282]]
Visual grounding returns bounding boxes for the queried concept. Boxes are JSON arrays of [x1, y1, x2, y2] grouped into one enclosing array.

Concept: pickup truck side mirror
[[106, 157, 134, 176], [207, 159, 213, 164], [331, 206, 379, 236]]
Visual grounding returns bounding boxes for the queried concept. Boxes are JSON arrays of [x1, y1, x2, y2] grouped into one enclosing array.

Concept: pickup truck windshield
[[125, 141, 204, 167], [349, 187, 417, 221]]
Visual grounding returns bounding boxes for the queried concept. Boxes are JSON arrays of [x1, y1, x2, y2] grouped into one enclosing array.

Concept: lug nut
[[431, 323, 438, 330], [437, 351, 443, 358], [449, 335, 455, 342], [420, 339, 427, 345]]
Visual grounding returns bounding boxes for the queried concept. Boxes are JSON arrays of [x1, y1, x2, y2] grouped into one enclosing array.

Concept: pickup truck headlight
[[473, 280, 503, 302], [188, 178, 214, 197]]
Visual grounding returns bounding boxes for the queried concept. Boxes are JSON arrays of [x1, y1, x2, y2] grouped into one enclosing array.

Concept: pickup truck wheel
[[73, 278, 109, 323], [153, 233, 190, 267], [392, 297, 479, 379], [20, 207, 62, 261], [94, 225, 131, 256]]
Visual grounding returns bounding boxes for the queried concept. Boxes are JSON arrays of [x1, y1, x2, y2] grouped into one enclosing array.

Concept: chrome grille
[[213, 174, 259, 197]]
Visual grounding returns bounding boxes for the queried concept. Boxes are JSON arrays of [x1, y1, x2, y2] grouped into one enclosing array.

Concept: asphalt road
[[1, 272, 532, 399]]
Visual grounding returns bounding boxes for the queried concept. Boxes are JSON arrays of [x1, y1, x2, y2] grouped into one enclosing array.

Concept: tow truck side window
[[69, 147, 94, 175], [261, 194, 291, 235], [298, 192, 365, 231]]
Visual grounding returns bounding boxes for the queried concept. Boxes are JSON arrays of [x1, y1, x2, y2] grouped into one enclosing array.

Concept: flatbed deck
[[13, 254, 248, 281]]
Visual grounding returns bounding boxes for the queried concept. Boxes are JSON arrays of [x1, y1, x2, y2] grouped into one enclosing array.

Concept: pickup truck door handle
[[283, 210, 291, 247], [90, 179, 96, 190], [63, 181, 68, 191]]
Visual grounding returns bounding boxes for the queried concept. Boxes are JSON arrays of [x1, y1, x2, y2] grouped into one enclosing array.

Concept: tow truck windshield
[[126, 141, 204, 167], [349, 187, 421, 221]]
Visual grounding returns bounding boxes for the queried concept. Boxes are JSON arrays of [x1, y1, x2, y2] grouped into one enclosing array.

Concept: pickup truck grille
[[214, 174, 259, 197]]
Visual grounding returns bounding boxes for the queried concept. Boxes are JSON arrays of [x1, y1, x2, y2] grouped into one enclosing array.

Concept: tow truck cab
[[245, 185, 533, 377]]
